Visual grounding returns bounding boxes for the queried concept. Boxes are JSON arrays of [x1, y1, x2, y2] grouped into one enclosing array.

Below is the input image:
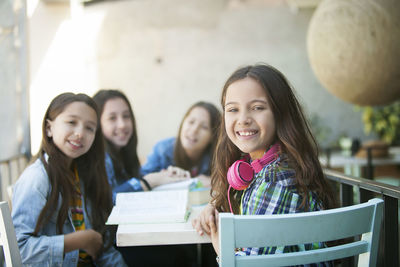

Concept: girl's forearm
[[142, 172, 163, 189], [64, 231, 85, 253], [64, 229, 103, 259], [139, 178, 152, 191]]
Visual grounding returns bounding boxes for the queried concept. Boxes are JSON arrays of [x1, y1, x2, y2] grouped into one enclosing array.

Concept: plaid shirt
[[238, 152, 332, 267]]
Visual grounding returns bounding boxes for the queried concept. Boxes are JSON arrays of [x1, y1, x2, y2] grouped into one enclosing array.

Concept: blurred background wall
[[7, 0, 368, 162]]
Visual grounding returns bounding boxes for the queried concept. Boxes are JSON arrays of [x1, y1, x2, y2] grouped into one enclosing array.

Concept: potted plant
[[355, 101, 400, 158], [360, 101, 400, 146]]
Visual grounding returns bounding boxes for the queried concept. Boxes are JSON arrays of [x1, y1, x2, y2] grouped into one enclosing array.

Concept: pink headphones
[[227, 143, 280, 212]]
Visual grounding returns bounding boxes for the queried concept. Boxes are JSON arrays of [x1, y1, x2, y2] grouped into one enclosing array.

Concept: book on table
[[106, 189, 191, 225], [152, 178, 211, 206]]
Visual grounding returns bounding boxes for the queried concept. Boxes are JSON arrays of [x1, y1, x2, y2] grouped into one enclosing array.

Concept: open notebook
[[106, 189, 191, 225]]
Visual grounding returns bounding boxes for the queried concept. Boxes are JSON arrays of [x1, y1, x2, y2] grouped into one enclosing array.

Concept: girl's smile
[[224, 77, 276, 160], [236, 129, 259, 138], [68, 140, 83, 149], [184, 136, 198, 145]]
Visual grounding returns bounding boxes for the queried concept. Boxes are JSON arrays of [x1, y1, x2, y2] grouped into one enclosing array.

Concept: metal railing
[[0, 154, 30, 202], [324, 169, 400, 266]]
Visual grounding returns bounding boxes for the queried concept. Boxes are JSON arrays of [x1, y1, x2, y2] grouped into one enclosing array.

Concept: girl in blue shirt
[[141, 101, 221, 187], [12, 93, 127, 266], [93, 90, 188, 203]]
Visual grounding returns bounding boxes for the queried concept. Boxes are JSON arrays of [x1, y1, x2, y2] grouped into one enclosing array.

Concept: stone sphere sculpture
[[307, 0, 400, 106]]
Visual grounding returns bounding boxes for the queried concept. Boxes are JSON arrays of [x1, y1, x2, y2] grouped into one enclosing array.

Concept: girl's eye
[[68, 121, 76, 125], [201, 125, 210, 130], [253, 105, 265, 111], [123, 114, 131, 119], [226, 107, 238, 113], [86, 126, 95, 132], [109, 116, 116, 121]]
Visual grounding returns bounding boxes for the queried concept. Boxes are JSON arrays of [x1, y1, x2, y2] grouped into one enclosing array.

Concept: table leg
[[197, 243, 202, 267]]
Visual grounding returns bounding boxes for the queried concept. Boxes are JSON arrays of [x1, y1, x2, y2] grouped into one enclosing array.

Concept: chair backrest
[[0, 201, 22, 266], [219, 198, 384, 267]]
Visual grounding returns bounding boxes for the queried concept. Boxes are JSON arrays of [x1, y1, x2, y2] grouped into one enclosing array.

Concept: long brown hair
[[93, 89, 141, 181], [174, 101, 221, 174], [211, 64, 337, 213], [34, 93, 113, 246]]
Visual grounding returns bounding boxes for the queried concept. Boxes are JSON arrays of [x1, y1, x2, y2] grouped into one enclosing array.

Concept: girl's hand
[[143, 169, 190, 189], [81, 229, 103, 260], [166, 166, 190, 179], [209, 209, 220, 256], [191, 203, 215, 236], [64, 229, 103, 260]]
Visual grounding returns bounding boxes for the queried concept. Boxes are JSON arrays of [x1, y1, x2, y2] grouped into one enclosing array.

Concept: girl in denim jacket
[[12, 93, 127, 267], [93, 89, 199, 203], [94, 89, 197, 267]]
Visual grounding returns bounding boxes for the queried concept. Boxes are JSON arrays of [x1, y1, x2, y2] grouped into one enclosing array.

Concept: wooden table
[[117, 205, 211, 247]]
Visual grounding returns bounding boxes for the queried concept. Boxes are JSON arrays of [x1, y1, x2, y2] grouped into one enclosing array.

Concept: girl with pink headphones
[[192, 64, 337, 265]]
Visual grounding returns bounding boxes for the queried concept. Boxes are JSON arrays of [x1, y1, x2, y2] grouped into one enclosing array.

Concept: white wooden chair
[[0, 201, 22, 266], [219, 198, 384, 267]]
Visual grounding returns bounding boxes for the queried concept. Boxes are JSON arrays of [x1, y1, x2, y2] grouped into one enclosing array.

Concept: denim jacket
[[105, 153, 143, 204], [12, 158, 127, 267], [141, 137, 211, 176]]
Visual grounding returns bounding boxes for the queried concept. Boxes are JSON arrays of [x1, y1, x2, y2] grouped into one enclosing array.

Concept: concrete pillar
[[0, 0, 30, 161]]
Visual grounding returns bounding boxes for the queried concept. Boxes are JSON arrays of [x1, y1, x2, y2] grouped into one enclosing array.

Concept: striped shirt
[[71, 168, 94, 267], [238, 152, 331, 267]]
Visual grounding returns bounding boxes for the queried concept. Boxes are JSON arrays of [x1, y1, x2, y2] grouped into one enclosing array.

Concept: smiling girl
[[192, 64, 337, 266], [93, 89, 198, 204], [93, 90, 145, 201], [12, 93, 127, 266], [141, 101, 221, 186]]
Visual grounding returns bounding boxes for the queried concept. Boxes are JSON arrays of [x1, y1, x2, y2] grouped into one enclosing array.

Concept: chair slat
[[0, 201, 22, 266], [235, 241, 369, 267], [234, 203, 374, 247]]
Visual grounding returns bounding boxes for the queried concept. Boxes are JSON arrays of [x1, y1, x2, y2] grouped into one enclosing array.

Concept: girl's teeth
[[239, 131, 255, 136], [70, 141, 81, 147]]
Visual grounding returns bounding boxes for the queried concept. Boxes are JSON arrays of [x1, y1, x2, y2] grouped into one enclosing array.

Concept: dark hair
[[93, 89, 141, 181], [34, 92, 113, 246], [211, 64, 337, 213], [174, 101, 221, 174]]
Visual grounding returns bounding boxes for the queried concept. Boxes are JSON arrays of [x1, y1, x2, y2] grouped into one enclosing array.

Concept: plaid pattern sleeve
[[238, 154, 332, 267]]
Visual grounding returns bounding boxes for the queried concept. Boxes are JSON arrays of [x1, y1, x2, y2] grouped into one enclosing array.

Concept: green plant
[[359, 101, 400, 145], [309, 113, 332, 148]]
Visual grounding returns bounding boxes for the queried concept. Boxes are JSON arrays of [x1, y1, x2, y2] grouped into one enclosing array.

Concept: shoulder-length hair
[[93, 89, 141, 181], [34, 92, 113, 246], [174, 101, 221, 173], [211, 64, 337, 213]]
